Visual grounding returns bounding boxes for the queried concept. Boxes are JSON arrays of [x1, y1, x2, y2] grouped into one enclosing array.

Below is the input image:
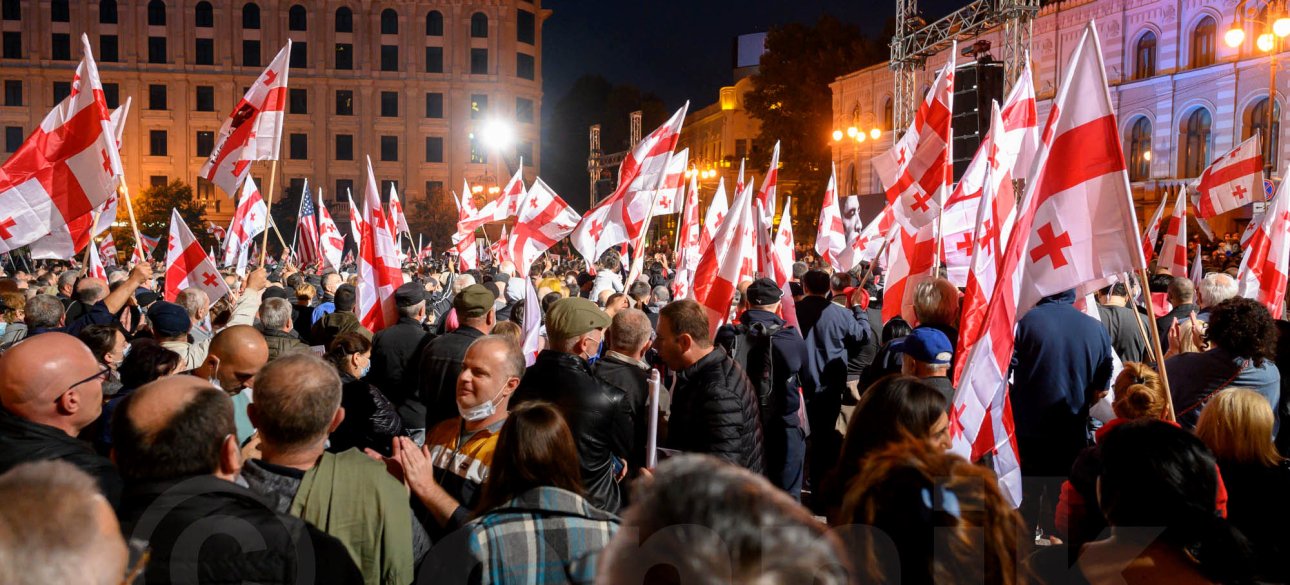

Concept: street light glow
[[1277, 18, 1290, 38], [832, 129, 843, 142], [870, 128, 881, 140], [479, 118, 515, 150], [1226, 27, 1246, 48], [1258, 32, 1276, 52]]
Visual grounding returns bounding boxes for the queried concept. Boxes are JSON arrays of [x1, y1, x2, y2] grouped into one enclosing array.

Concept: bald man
[[191, 325, 270, 444], [0, 332, 121, 508], [112, 376, 362, 584]]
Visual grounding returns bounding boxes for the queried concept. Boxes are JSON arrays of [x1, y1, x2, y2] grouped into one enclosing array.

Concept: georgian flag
[[815, 164, 846, 270], [1140, 194, 1168, 263], [221, 177, 267, 271], [508, 178, 580, 277], [645, 148, 688, 216], [492, 165, 527, 222], [672, 174, 702, 301], [873, 52, 955, 231], [697, 177, 729, 256], [754, 141, 781, 225], [387, 183, 411, 238], [1237, 165, 1290, 318], [692, 173, 757, 335], [98, 233, 117, 266], [1195, 134, 1264, 218], [199, 41, 290, 196], [1157, 186, 1190, 277], [356, 157, 404, 332], [316, 190, 344, 271], [346, 188, 364, 252], [86, 236, 107, 280], [164, 208, 232, 303]]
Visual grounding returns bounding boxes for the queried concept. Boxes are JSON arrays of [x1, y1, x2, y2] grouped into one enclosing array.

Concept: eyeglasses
[[66, 366, 110, 392]]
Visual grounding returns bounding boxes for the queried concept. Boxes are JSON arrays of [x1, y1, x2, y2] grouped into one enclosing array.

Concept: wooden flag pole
[[1138, 266, 1176, 422], [1123, 271, 1153, 355], [119, 183, 146, 264], [260, 159, 280, 266], [856, 239, 890, 290]]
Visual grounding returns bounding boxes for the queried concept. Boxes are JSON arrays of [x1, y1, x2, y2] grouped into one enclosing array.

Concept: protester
[[94, 339, 182, 455], [155, 267, 266, 370], [1195, 388, 1290, 582], [512, 297, 631, 513], [259, 297, 309, 361], [311, 272, 343, 323], [418, 283, 496, 427], [656, 299, 764, 473], [369, 282, 433, 436], [113, 375, 363, 583], [242, 354, 426, 583], [1095, 281, 1153, 364], [175, 287, 212, 344], [893, 326, 955, 402], [0, 290, 27, 348], [419, 401, 617, 584], [0, 332, 121, 508], [0, 461, 130, 585], [589, 254, 623, 302], [1156, 277, 1199, 354], [593, 308, 657, 472], [1167, 297, 1281, 431], [598, 454, 851, 585], [77, 323, 127, 396], [190, 324, 270, 443], [860, 316, 913, 389], [715, 277, 809, 499], [312, 284, 372, 348], [325, 332, 405, 456], [292, 282, 317, 343]]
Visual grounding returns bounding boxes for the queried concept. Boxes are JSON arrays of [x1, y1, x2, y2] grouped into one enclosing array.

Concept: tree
[[131, 179, 211, 248], [745, 16, 886, 239], [407, 182, 459, 256]]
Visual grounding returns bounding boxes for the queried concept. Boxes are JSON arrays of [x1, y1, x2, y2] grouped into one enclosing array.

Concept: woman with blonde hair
[[1196, 388, 1290, 582]]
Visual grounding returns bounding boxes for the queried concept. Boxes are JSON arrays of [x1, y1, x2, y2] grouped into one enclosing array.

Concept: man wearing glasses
[[0, 332, 120, 509]]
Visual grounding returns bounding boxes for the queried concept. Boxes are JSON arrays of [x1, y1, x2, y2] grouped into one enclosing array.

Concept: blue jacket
[[1010, 290, 1114, 440], [794, 296, 873, 398], [1167, 347, 1281, 433], [715, 310, 809, 429]]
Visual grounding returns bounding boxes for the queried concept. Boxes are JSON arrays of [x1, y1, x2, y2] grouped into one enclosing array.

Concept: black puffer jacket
[[512, 350, 632, 514], [328, 373, 405, 457], [0, 408, 123, 510], [667, 347, 765, 474]]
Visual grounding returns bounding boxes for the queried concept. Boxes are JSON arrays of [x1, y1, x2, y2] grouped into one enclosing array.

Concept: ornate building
[[832, 0, 1284, 236], [0, 0, 547, 229]]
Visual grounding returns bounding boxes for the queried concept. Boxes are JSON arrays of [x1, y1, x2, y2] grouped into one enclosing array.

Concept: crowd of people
[[0, 245, 1287, 585]]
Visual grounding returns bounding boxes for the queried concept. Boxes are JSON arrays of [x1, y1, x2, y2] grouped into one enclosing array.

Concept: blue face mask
[[358, 359, 371, 379]]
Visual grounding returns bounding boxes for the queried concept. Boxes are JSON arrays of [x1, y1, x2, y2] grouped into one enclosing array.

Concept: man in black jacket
[[512, 297, 632, 513], [417, 284, 495, 428], [657, 299, 765, 474], [593, 308, 657, 471], [113, 375, 362, 584], [371, 282, 434, 438], [0, 333, 122, 510], [716, 279, 807, 499]]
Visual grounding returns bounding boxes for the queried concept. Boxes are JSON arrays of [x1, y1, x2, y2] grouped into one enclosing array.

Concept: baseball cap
[[393, 282, 426, 307], [147, 301, 191, 338], [745, 278, 783, 306], [546, 297, 610, 339], [890, 327, 953, 365], [454, 284, 495, 318]]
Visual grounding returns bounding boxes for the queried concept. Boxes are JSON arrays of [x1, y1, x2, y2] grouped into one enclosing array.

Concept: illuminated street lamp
[[1228, 1, 1290, 174]]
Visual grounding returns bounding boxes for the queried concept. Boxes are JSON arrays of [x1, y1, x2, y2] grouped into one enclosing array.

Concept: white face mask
[[458, 385, 507, 422]]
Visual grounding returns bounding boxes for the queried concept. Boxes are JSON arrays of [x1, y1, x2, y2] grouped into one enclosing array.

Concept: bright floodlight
[[1258, 32, 1276, 52], [832, 129, 843, 142], [870, 128, 881, 140], [1276, 18, 1290, 38], [479, 118, 514, 150], [1225, 27, 1246, 48]]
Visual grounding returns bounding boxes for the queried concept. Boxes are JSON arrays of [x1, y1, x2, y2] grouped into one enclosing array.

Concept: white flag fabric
[[672, 174, 703, 301], [86, 235, 107, 280], [815, 164, 846, 271], [1157, 186, 1189, 277], [346, 189, 364, 252], [692, 179, 757, 336], [754, 141, 781, 225], [1237, 164, 1290, 318], [317, 190, 344, 271], [1140, 194, 1168, 264], [199, 41, 290, 196], [521, 276, 541, 367], [388, 183, 411, 238], [645, 148, 688, 216], [164, 208, 232, 303], [509, 178, 581, 277], [357, 157, 404, 332], [221, 177, 267, 271], [698, 177, 729, 256], [1195, 134, 1264, 218], [873, 53, 955, 230], [493, 166, 527, 223]]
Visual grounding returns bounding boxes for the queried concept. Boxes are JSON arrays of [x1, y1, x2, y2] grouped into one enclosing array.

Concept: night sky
[[540, 0, 972, 119]]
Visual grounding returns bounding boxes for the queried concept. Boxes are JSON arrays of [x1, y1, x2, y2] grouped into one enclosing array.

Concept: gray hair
[[175, 287, 210, 320], [651, 285, 671, 304], [56, 271, 77, 292], [23, 295, 63, 329], [258, 297, 293, 331], [452, 274, 476, 294], [396, 300, 425, 320], [1198, 273, 1237, 309], [321, 272, 342, 292], [609, 308, 653, 353], [72, 279, 106, 304]]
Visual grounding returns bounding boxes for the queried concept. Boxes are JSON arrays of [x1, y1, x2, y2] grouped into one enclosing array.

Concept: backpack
[[729, 321, 783, 425]]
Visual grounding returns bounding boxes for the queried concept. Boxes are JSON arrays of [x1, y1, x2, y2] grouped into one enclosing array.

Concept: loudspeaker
[[951, 59, 1005, 181]]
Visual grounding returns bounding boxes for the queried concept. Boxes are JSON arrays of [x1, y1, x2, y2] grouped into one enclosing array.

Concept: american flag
[[296, 189, 321, 266]]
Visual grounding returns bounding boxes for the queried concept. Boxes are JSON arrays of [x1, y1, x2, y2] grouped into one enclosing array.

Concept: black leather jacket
[[668, 347, 766, 474], [511, 350, 632, 513]]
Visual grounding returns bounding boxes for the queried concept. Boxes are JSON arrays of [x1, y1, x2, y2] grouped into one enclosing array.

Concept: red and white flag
[[1157, 186, 1189, 277], [1140, 194, 1168, 263], [133, 233, 158, 263], [672, 174, 703, 301], [1237, 165, 1290, 318], [356, 157, 404, 332], [317, 190, 344, 271], [845, 204, 896, 270], [1195, 134, 1263, 218], [1016, 22, 1145, 313], [1190, 236, 1206, 291], [493, 166, 527, 222], [387, 183, 411, 239], [692, 177, 757, 336], [98, 232, 116, 266], [164, 208, 232, 303], [768, 196, 799, 329], [509, 177, 580, 277], [490, 226, 511, 266], [755, 141, 781, 225], [521, 275, 542, 367], [698, 177, 729, 256], [199, 41, 290, 196], [221, 177, 267, 271], [646, 148, 688, 216], [882, 220, 938, 325], [570, 103, 688, 264], [873, 52, 954, 230], [86, 236, 107, 280], [346, 189, 365, 252], [0, 34, 123, 254], [815, 164, 846, 270], [453, 186, 479, 272]]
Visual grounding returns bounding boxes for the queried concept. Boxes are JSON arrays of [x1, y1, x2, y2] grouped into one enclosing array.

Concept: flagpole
[[81, 211, 102, 270], [119, 183, 146, 265], [1137, 266, 1176, 421]]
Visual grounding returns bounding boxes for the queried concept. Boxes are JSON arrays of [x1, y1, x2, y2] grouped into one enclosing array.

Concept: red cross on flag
[[697, 177, 729, 257], [1195, 134, 1263, 219], [346, 188, 365, 252], [1157, 186, 1190, 277], [842, 204, 896, 272], [98, 233, 116, 266], [199, 41, 290, 197], [221, 177, 267, 272], [357, 157, 405, 332], [1237, 165, 1290, 318], [692, 174, 758, 336], [85, 235, 107, 281], [508, 178, 581, 277], [489, 226, 510, 266], [645, 148, 688, 216], [1016, 21, 1145, 314], [317, 190, 344, 271], [0, 35, 123, 255], [754, 141, 781, 226], [873, 50, 955, 231], [387, 183, 411, 239], [882, 220, 939, 325], [165, 208, 232, 303], [815, 164, 847, 271], [571, 103, 689, 264], [492, 166, 527, 223], [672, 174, 703, 301], [1140, 194, 1168, 263], [91, 97, 131, 237]]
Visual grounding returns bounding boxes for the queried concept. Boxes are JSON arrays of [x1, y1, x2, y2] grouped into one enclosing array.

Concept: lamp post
[[832, 125, 883, 194], [1227, 1, 1290, 176]]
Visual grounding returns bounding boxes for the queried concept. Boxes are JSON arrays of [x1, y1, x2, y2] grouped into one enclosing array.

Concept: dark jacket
[[593, 352, 651, 470], [1217, 459, 1290, 582], [291, 302, 315, 344], [666, 347, 765, 473], [715, 309, 808, 429], [1156, 302, 1199, 354], [794, 295, 874, 398], [262, 328, 309, 362], [119, 474, 363, 585], [311, 310, 372, 350], [0, 408, 122, 510], [329, 372, 406, 457], [369, 316, 433, 428], [1010, 290, 1113, 473], [512, 350, 632, 514], [1096, 303, 1153, 364], [416, 326, 485, 428]]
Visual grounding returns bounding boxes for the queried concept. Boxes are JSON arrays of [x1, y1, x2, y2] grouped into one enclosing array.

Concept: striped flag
[[296, 186, 321, 266], [199, 41, 290, 196], [1195, 134, 1263, 218]]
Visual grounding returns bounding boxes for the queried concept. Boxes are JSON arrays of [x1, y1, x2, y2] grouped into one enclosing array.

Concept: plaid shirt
[[423, 486, 619, 585]]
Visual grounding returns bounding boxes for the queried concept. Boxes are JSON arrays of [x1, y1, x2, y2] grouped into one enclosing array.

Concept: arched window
[[1181, 108, 1213, 177], [194, 1, 212, 27], [1134, 32, 1157, 79], [882, 98, 893, 131], [471, 12, 488, 38], [335, 7, 352, 33], [1128, 117, 1152, 181], [99, 0, 117, 24], [426, 10, 443, 36], [1191, 16, 1216, 68], [147, 0, 165, 26], [242, 3, 259, 29], [1246, 97, 1281, 171], [380, 9, 398, 35], [288, 5, 307, 31]]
